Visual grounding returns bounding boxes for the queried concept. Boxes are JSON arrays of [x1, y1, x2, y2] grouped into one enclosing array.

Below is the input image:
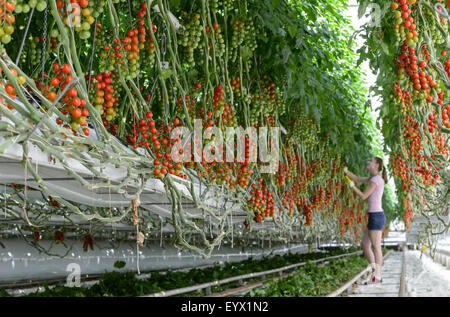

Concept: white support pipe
[[0, 237, 310, 283]]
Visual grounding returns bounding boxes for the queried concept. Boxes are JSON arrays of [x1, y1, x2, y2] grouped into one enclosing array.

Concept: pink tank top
[[368, 175, 384, 213]]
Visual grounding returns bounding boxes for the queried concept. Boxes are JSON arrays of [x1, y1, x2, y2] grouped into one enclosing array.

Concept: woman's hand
[[344, 167, 349, 175]]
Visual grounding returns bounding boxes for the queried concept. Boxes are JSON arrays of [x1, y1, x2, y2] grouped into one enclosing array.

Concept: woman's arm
[[350, 181, 377, 200], [345, 169, 370, 184]]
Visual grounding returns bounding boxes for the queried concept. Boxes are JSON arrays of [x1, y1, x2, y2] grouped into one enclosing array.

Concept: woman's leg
[[361, 229, 375, 266], [368, 229, 383, 279]]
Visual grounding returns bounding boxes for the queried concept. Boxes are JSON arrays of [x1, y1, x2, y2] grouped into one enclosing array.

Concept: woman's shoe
[[364, 275, 383, 285]]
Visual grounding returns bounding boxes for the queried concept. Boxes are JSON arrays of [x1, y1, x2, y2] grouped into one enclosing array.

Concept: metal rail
[[398, 244, 407, 297], [140, 250, 363, 297]]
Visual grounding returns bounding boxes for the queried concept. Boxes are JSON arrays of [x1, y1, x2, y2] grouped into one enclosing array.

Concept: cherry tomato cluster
[[403, 195, 413, 229], [33, 231, 41, 244], [247, 178, 276, 223], [391, 152, 412, 192], [425, 110, 438, 134], [48, 195, 61, 208], [434, 132, 447, 155], [392, 82, 411, 113], [311, 185, 325, 210], [303, 201, 312, 226], [54, 230, 65, 243], [83, 234, 94, 251], [126, 112, 186, 179], [56, 0, 96, 40], [0, 67, 27, 109], [179, 11, 203, 66], [414, 162, 439, 186], [42, 63, 90, 136], [87, 71, 119, 122], [0, 1, 16, 45], [442, 104, 450, 129], [392, 0, 418, 47], [205, 22, 225, 58], [176, 90, 199, 120], [230, 76, 240, 96], [137, 3, 157, 67], [15, 1, 48, 14], [395, 43, 437, 103], [250, 80, 285, 125], [224, 136, 254, 189], [339, 206, 357, 237]]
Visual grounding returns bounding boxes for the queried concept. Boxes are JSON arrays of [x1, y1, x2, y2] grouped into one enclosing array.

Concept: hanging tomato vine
[[0, 0, 393, 257], [357, 0, 450, 254]]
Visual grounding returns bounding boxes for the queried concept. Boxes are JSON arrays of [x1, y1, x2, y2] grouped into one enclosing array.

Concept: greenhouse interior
[[0, 0, 449, 302]]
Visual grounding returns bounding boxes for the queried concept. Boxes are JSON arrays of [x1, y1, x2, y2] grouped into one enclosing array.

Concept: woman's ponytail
[[382, 166, 388, 184], [375, 157, 388, 184]]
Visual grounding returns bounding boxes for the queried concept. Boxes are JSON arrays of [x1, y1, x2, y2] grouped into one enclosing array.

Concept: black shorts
[[367, 212, 386, 231]]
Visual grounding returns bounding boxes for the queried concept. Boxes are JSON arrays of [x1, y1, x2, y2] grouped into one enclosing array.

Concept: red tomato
[[65, 75, 73, 84], [68, 88, 77, 98], [72, 97, 81, 107], [50, 78, 60, 87], [72, 108, 82, 119], [62, 64, 71, 74]]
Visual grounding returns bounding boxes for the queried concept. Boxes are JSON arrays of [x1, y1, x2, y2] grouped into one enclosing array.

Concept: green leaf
[[287, 24, 298, 38], [358, 0, 369, 20], [114, 261, 126, 269], [282, 46, 291, 64], [240, 45, 253, 62], [169, 0, 181, 9], [270, 0, 281, 9], [159, 68, 173, 79]]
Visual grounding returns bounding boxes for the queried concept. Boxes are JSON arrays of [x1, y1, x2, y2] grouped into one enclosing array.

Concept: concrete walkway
[[403, 250, 450, 297], [348, 251, 402, 297]]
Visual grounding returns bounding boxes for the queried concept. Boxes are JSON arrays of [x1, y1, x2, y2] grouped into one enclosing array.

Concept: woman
[[344, 157, 388, 284]]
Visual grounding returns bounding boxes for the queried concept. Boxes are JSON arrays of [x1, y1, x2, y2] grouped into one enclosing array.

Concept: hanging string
[[4, 183, 6, 219], [22, 143, 37, 228], [230, 210, 234, 249], [41, 2, 48, 83], [87, 18, 100, 140], [16, 7, 35, 65], [131, 196, 142, 275], [160, 216, 163, 248], [136, 225, 141, 275], [209, 214, 213, 239]]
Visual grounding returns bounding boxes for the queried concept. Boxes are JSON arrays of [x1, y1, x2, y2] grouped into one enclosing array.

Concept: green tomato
[[22, 4, 30, 13], [82, 22, 90, 31], [1, 34, 12, 44], [80, 30, 91, 39], [29, 0, 38, 8], [50, 29, 59, 37], [70, 121, 80, 131], [15, 4, 23, 13], [36, 0, 47, 12], [4, 25, 14, 35]]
